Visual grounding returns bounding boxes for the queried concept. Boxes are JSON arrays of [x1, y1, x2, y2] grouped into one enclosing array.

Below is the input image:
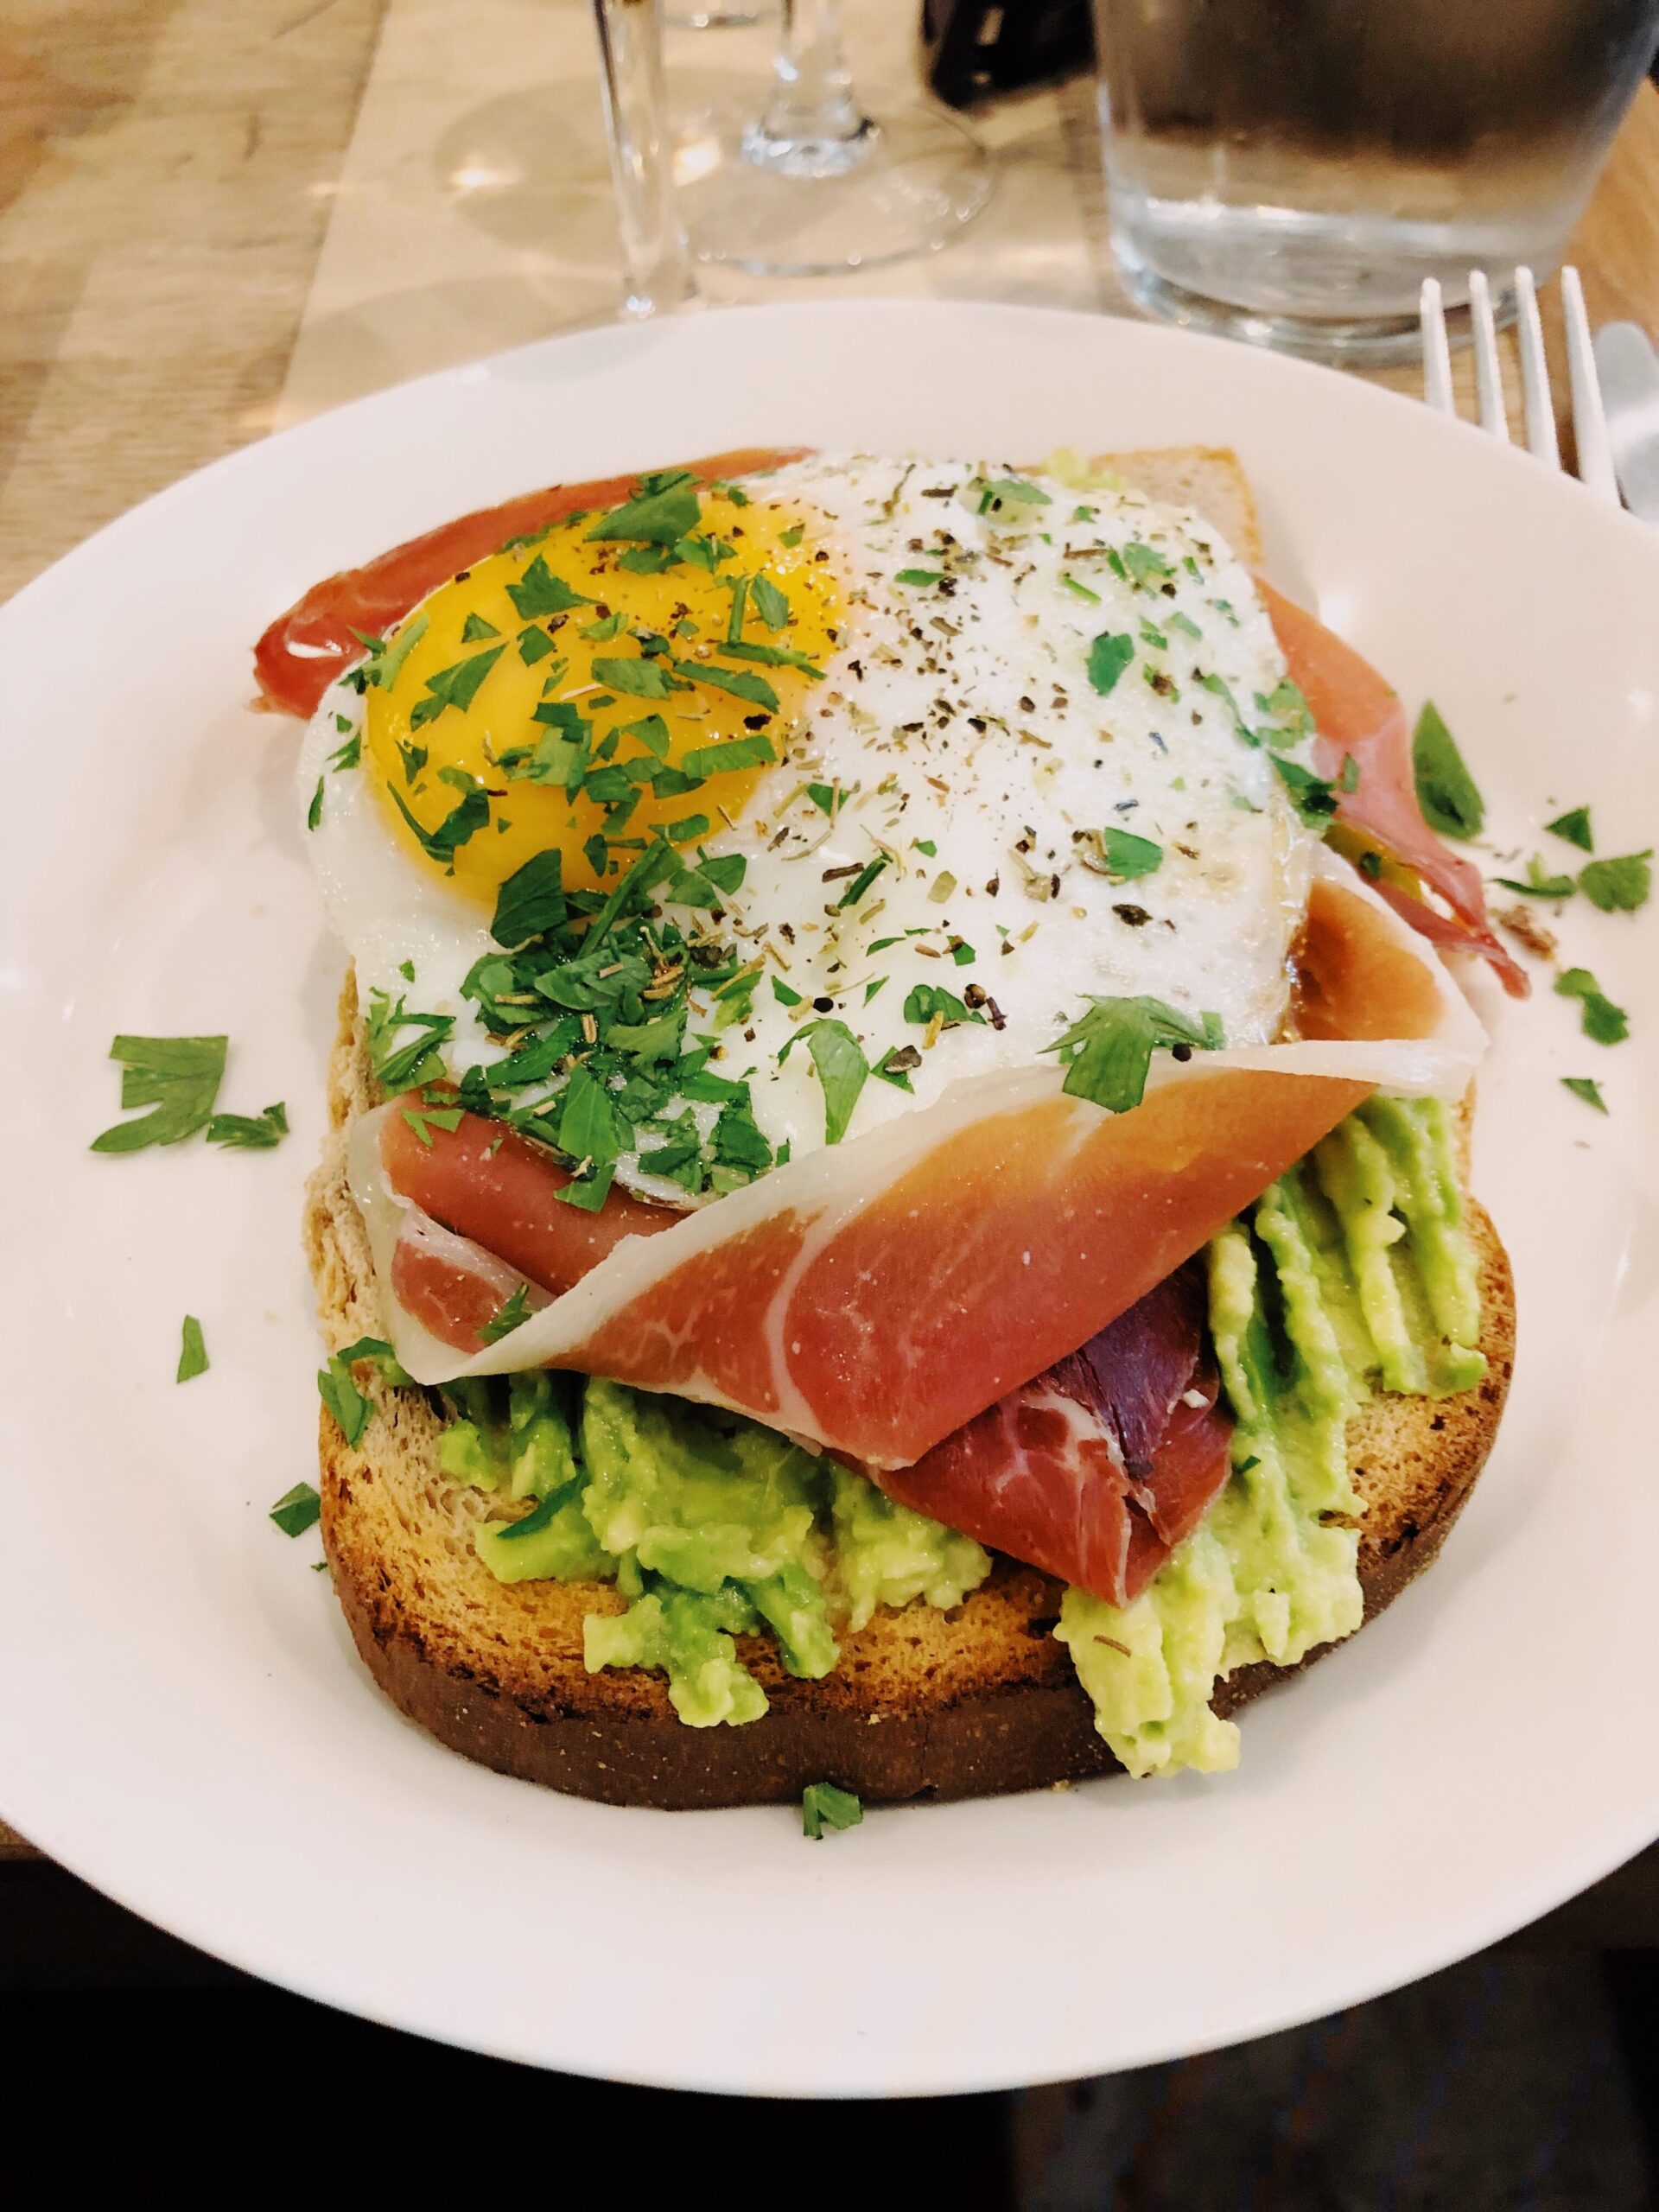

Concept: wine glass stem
[[592, 0, 695, 319], [748, 0, 876, 171]]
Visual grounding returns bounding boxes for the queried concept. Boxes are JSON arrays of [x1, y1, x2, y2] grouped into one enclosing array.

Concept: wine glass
[[676, 0, 995, 276], [593, 0, 698, 318]]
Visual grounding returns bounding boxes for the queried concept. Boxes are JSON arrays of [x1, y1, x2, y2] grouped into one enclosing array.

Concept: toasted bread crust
[[306, 976, 1514, 1808]]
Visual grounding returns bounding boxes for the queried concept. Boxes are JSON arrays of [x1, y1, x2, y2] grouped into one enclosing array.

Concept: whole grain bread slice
[[306, 975, 1513, 1809], [301, 443, 1511, 1808]]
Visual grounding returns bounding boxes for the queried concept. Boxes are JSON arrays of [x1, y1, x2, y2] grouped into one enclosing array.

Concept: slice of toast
[[301, 447, 1513, 1808], [306, 976, 1513, 1810], [1093, 448, 1266, 568]]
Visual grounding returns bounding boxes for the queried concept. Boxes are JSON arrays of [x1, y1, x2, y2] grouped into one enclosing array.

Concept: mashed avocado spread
[[1058, 1096, 1483, 1776], [439, 1098, 1482, 1766], [441, 1370, 989, 1726]]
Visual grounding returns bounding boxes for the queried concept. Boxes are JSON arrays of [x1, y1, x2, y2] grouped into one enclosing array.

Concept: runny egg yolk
[[363, 487, 841, 903]]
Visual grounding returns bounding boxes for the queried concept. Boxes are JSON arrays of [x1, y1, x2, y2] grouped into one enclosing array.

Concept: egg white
[[299, 453, 1318, 1196]]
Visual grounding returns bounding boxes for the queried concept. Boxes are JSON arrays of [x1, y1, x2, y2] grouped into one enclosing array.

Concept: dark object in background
[[923, 0, 1095, 107]]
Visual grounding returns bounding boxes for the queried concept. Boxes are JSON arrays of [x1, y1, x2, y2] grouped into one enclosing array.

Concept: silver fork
[[1419, 267, 1621, 505]]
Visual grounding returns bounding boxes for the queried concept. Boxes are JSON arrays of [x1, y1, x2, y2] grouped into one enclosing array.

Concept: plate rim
[[4, 295, 1659, 2096]]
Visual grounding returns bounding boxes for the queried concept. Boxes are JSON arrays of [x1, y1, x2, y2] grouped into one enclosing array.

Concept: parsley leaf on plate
[[1545, 806, 1594, 852], [1411, 702, 1484, 840], [1579, 850, 1652, 912], [1493, 855, 1576, 899], [270, 1482, 321, 1537], [1554, 967, 1629, 1045], [207, 1101, 289, 1150], [92, 1034, 226, 1154], [176, 1316, 208, 1383]]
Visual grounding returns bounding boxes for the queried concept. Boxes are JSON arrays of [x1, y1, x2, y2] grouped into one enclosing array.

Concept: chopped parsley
[[402, 1101, 464, 1146], [307, 777, 324, 830], [270, 1482, 321, 1538], [1122, 541, 1174, 589], [836, 854, 889, 910], [894, 568, 943, 588], [903, 983, 983, 1028], [1271, 754, 1343, 827], [751, 575, 790, 630], [1580, 850, 1652, 913], [1096, 827, 1162, 880], [1046, 996, 1219, 1114], [207, 1101, 289, 1150], [361, 611, 429, 691], [176, 1316, 208, 1383], [334, 1336, 413, 1387], [976, 476, 1051, 518], [1086, 632, 1135, 696], [801, 1782, 863, 1840], [505, 553, 591, 617], [682, 732, 775, 779], [388, 771, 490, 863], [1061, 575, 1101, 605], [1493, 855, 1577, 899], [587, 469, 702, 545], [92, 1034, 226, 1154], [592, 652, 674, 700], [317, 1350, 370, 1448], [408, 644, 505, 729], [1554, 967, 1629, 1044], [783, 1020, 868, 1145], [1411, 703, 1484, 840], [1545, 806, 1594, 852], [478, 1282, 532, 1344], [364, 988, 453, 1093], [517, 624, 560, 665], [674, 659, 780, 712], [1561, 1077, 1608, 1114], [492, 849, 566, 947]]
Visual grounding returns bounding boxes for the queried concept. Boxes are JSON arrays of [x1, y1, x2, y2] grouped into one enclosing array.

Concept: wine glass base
[[683, 99, 993, 276]]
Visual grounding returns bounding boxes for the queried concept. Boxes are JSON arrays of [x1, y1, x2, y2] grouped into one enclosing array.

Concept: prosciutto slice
[[874, 1262, 1232, 1606], [353, 855, 1481, 1477], [1261, 579, 1527, 999]]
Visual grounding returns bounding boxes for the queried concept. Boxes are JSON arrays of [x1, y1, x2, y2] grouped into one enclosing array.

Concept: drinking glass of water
[[1092, 0, 1659, 363]]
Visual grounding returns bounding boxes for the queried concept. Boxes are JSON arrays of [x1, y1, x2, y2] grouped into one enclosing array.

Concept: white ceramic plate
[[3, 302, 1657, 2098]]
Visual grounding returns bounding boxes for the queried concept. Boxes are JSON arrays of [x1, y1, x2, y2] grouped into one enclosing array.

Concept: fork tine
[[1560, 265, 1620, 505], [1419, 279, 1455, 415], [1467, 271, 1510, 441], [1513, 267, 1560, 468]]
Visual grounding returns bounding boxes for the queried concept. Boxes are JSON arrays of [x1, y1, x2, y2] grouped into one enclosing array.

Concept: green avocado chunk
[[450, 1372, 989, 1728], [1057, 1096, 1484, 1777]]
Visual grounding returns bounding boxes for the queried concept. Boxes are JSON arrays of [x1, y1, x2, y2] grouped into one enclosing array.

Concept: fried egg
[[300, 453, 1319, 1200]]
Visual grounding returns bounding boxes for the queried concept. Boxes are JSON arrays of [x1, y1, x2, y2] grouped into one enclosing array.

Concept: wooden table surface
[[3, 3, 1657, 1868]]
